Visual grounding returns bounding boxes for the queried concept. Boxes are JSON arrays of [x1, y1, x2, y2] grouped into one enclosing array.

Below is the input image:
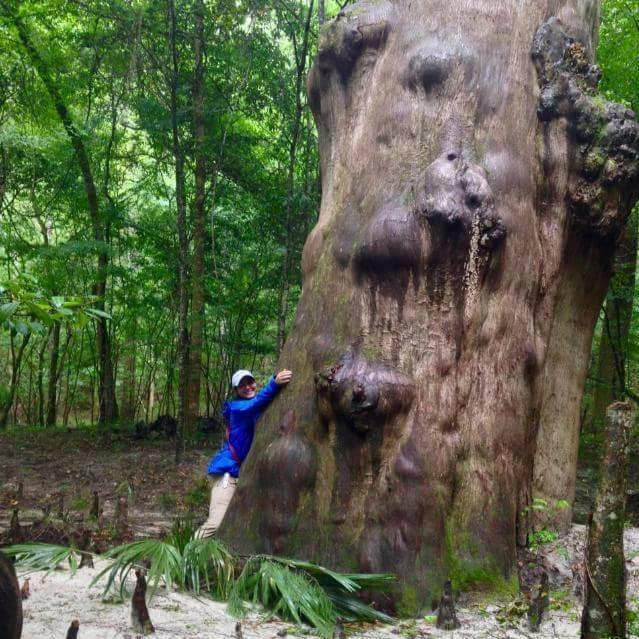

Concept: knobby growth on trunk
[[581, 401, 633, 639], [221, 1, 639, 606]]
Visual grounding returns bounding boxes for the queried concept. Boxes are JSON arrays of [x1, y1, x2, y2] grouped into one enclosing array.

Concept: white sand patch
[[16, 525, 639, 639]]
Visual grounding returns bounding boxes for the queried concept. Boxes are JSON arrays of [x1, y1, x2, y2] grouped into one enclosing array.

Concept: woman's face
[[236, 377, 257, 399]]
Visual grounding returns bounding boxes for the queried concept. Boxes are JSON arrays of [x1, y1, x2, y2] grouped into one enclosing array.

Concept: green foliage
[[527, 528, 558, 552], [69, 496, 89, 511], [183, 477, 210, 510], [3, 543, 80, 575], [627, 597, 639, 636], [598, 0, 639, 110], [0, 0, 320, 427], [0, 280, 100, 334], [395, 585, 419, 617], [229, 559, 337, 637], [6, 537, 393, 636]]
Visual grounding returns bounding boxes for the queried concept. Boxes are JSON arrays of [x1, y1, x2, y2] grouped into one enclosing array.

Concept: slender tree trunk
[[220, 1, 639, 607], [591, 218, 638, 428], [0, 143, 7, 216], [45, 321, 60, 427], [0, 332, 30, 429], [277, 0, 315, 355], [581, 401, 633, 639], [188, 0, 206, 429], [168, 0, 190, 463], [3, 2, 119, 425], [36, 329, 50, 427], [120, 318, 137, 423]]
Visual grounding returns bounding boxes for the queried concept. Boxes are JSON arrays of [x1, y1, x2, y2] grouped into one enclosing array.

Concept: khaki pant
[[194, 474, 238, 539]]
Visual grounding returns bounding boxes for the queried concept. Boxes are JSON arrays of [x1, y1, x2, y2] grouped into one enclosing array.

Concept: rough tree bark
[[591, 219, 638, 429], [581, 401, 632, 639], [220, 1, 639, 606]]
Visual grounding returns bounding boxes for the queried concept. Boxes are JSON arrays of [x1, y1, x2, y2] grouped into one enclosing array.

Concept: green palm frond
[[232, 559, 336, 638], [8, 537, 395, 636], [2, 543, 80, 575], [181, 537, 235, 597], [239, 554, 395, 625], [325, 590, 394, 624], [90, 539, 182, 599]]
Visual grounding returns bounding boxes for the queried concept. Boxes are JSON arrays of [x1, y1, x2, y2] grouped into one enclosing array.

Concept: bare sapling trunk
[[114, 495, 129, 539], [527, 570, 549, 632], [0, 331, 30, 429], [121, 319, 138, 423], [581, 401, 633, 639], [220, 0, 639, 607], [168, 0, 191, 463], [188, 0, 206, 429], [591, 221, 638, 429], [45, 320, 60, 427]]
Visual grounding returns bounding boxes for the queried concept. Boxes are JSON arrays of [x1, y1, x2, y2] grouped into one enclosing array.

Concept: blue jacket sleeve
[[232, 376, 281, 417]]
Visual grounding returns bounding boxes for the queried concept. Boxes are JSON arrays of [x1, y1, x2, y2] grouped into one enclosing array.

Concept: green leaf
[[0, 302, 19, 322], [4, 543, 81, 576], [86, 308, 112, 320]]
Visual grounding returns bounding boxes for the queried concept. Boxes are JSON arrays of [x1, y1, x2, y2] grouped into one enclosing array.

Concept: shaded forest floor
[[2, 427, 639, 638], [0, 427, 217, 541]]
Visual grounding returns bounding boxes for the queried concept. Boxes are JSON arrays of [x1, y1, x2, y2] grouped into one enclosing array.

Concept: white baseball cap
[[231, 369, 255, 388]]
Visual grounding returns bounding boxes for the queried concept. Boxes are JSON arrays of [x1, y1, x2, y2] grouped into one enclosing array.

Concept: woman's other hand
[[275, 370, 293, 386]]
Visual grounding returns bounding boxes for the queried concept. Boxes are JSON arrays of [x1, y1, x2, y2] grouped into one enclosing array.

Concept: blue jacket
[[207, 376, 281, 477]]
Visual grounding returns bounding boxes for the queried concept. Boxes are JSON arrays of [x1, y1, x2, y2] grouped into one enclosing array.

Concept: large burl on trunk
[[220, 1, 639, 606]]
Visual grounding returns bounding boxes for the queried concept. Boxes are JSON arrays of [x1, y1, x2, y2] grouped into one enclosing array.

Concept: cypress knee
[[131, 568, 154, 635]]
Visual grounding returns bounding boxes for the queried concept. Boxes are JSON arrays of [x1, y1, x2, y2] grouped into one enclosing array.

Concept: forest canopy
[[0, 0, 637, 449]]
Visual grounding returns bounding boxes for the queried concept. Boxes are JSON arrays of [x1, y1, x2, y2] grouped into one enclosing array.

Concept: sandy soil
[[3, 430, 639, 638], [16, 525, 639, 639]]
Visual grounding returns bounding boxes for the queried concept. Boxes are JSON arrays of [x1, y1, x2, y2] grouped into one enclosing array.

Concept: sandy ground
[[16, 524, 639, 639]]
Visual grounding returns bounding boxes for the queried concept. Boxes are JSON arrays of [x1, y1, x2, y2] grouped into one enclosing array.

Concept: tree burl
[[220, 0, 639, 608]]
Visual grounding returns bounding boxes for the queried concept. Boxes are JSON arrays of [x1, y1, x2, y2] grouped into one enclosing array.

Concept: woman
[[195, 368, 292, 538]]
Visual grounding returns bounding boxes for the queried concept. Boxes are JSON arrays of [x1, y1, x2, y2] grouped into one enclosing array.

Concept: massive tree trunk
[[220, 1, 639, 606]]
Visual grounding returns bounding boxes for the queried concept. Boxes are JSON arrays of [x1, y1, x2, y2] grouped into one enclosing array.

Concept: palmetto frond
[[230, 558, 337, 638], [3, 543, 80, 575], [7, 536, 395, 636], [181, 537, 235, 597], [90, 539, 184, 599]]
